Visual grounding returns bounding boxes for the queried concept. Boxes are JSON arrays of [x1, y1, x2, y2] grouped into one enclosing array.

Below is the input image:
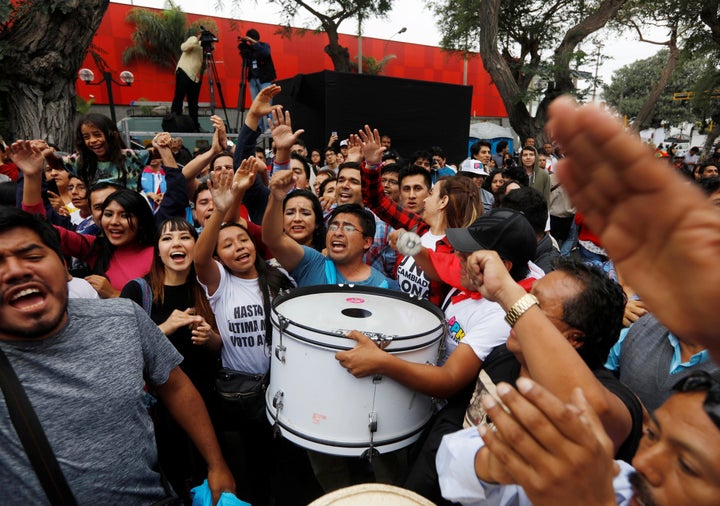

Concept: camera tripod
[[201, 48, 231, 129], [233, 56, 251, 134]]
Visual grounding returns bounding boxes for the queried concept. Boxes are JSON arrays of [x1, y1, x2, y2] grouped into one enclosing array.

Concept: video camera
[[237, 36, 253, 59], [199, 26, 218, 52]]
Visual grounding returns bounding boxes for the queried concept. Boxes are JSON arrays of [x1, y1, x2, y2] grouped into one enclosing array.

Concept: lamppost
[[383, 26, 407, 53], [357, 13, 364, 74], [78, 68, 134, 124]]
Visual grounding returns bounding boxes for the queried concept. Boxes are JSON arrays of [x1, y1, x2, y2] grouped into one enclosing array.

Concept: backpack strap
[[0, 348, 77, 505], [132, 277, 153, 316]]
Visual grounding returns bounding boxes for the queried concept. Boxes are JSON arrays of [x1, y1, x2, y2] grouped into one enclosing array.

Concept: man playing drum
[[262, 169, 398, 290], [262, 167, 401, 492]]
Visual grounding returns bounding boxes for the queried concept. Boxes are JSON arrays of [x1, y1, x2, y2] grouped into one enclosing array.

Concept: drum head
[[308, 483, 436, 505], [273, 285, 444, 343]]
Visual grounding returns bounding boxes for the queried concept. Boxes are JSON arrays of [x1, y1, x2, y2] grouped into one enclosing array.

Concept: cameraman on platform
[[171, 32, 204, 132], [239, 28, 276, 131]]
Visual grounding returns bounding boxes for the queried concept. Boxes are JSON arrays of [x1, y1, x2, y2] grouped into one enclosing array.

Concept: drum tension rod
[[271, 391, 284, 437], [275, 316, 289, 363]]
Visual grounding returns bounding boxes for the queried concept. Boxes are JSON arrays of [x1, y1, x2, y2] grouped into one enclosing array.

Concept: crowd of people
[[1, 87, 719, 506]]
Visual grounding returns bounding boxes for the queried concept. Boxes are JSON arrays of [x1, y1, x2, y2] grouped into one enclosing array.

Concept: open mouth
[[169, 251, 187, 263], [8, 287, 46, 311]]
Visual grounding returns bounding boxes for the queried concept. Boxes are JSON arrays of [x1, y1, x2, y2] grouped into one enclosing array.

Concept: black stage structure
[[274, 71, 472, 164]]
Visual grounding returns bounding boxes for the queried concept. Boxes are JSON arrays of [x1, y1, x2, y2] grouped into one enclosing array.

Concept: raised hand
[[345, 134, 362, 163], [464, 249, 520, 305], [210, 115, 228, 152], [248, 84, 282, 120], [9, 140, 47, 178], [268, 167, 295, 200], [358, 125, 386, 166], [207, 167, 236, 214], [231, 156, 257, 196], [270, 108, 305, 152], [548, 95, 720, 355], [152, 132, 172, 149]]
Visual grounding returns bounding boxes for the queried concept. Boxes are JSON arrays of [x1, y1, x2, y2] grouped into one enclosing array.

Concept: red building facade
[[82, 3, 507, 118]]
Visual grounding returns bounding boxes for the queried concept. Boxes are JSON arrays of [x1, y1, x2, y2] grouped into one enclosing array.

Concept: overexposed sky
[[113, 0, 665, 87]]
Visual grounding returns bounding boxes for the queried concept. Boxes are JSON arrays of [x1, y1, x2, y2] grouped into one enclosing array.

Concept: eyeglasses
[[328, 223, 362, 234], [67, 184, 87, 192], [672, 371, 720, 429], [381, 177, 399, 186]]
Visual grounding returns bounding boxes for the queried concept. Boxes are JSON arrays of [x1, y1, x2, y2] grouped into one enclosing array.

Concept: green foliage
[[231, 0, 393, 71], [431, 0, 599, 86], [76, 95, 96, 115], [0, 1, 12, 23], [604, 50, 714, 129], [353, 54, 396, 74], [122, 1, 219, 70]]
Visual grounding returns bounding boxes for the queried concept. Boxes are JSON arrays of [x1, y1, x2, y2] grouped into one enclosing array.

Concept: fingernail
[[482, 395, 497, 410], [516, 377, 533, 394], [477, 425, 487, 437], [496, 383, 511, 397]]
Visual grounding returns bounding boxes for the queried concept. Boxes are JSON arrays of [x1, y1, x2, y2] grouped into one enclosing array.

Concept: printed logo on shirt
[[396, 256, 430, 299], [227, 303, 266, 348], [447, 315, 466, 344]]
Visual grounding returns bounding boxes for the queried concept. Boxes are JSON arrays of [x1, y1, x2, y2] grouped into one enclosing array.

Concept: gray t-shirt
[[0, 298, 182, 504]]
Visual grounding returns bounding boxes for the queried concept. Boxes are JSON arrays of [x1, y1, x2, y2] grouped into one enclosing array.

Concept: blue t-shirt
[[291, 246, 399, 290]]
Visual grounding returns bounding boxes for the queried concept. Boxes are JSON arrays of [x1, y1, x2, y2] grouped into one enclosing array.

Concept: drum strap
[[324, 258, 337, 284]]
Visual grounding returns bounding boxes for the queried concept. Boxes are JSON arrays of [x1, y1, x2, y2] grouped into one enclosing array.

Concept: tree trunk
[[702, 111, 720, 159], [478, 0, 535, 143], [631, 30, 680, 131], [323, 24, 352, 72], [0, 0, 110, 150]]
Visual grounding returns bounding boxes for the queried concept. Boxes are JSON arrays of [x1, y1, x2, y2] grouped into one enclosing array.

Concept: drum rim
[[265, 404, 430, 449], [272, 284, 445, 321], [269, 316, 444, 351]]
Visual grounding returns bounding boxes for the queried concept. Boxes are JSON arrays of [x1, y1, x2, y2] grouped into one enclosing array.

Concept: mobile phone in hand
[[47, 178, 60, 195]]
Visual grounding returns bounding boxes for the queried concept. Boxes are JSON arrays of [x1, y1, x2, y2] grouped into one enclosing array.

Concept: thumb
[[345, 330, 371, 345]]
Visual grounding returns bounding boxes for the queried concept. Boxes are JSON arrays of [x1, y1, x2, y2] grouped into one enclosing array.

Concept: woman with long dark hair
[[194, 158, 319, 505], [19, 144, 155, 297], [121, 217, 220, 503]]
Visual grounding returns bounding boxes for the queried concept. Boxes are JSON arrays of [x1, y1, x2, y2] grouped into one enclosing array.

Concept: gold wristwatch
[[504, 293, 540, 328]]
